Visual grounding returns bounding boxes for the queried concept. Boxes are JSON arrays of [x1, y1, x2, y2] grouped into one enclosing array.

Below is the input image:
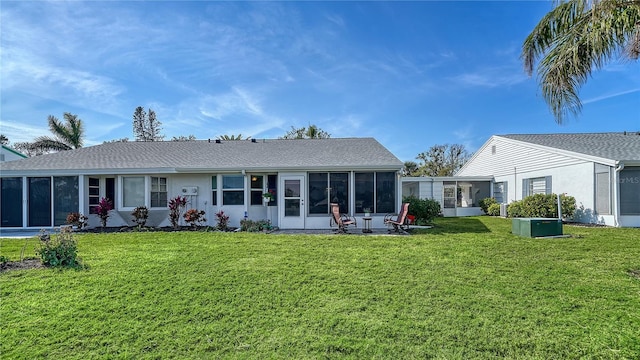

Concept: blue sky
[[1, 1, 638, 162]]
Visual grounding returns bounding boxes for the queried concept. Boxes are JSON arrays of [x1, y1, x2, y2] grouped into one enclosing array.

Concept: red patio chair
[[330, 203, 357, 233], [384, 202, 410, 233]]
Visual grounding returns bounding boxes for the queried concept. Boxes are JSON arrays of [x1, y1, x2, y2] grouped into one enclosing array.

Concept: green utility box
[[512, 218, 563, 238]]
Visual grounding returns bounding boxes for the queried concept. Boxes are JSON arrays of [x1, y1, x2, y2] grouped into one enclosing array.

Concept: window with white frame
[[522, 176, 551, 197], [123, 176, 145, 208], [150, 177, 167, 208], [493, 182, 507, 204], [595, 166, 612, 215], [250, 175, 264, 205], [89, 177, 100, 214], [222, 175, 244, 205], [211, 176, 218, 206]]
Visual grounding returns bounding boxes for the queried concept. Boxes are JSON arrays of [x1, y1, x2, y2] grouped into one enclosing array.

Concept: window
[[595, 166, 612, 215], [353, 172, 396, 214], [522, 176, 551, 197], [308, 172, 349, 214], [376, 172, 395, 213], [222, 175, 244, 205], [267, 175, 277, 206], [250, 175, 264, 205], [123, 176, 145, 208], [443, 182, 456, 209], [28, 177, 51, 227], [211, 176, 217, 206], [54, 176, 79, 226], [1, 177, 23, 227], [89, 177, 100, 214], [150, 177, 167, 208], [493, 182, 507, 204], [619, 167, 640, 215]]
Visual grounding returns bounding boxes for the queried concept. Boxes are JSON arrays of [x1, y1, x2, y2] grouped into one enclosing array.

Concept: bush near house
[[35, 227, 81, 268], [403, 195, 441, 225], [487, 203, 501, 216], [479, 197, 497, 214], [508, 193, 576, 219]]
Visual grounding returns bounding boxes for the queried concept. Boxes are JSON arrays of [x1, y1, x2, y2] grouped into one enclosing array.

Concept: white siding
[[458, 137, 590, 177]]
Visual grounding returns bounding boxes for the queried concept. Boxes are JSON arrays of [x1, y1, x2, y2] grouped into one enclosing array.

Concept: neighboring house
[[456, 132, 640, 227], [0, 145, 27, 162], [0, 138, 403, 230], [402, 176, 493, 217]]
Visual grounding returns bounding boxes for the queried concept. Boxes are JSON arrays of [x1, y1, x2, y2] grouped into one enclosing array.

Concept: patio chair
[[330, 203, 357, 233], [384, 202, 410, 233]]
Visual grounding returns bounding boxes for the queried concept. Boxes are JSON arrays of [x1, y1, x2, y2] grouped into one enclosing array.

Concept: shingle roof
[[499, 132, 640, 161], [0, 138, 403, 173]]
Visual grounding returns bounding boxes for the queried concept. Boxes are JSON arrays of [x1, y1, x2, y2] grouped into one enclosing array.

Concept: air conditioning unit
[[500, 203, 507, 217], [181, 186, 198, 195]]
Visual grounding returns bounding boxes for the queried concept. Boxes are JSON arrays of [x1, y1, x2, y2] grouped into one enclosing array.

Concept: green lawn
[[2, 217, 640, 359]]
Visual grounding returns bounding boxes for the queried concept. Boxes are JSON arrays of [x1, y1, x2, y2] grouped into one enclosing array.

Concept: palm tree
[[31, 113, 84, 152], [280, 124, 331, 139], [217, 134, 250, 140], [522, 0, 640, 124]]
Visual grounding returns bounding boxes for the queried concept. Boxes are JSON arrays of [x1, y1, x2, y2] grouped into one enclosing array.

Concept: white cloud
[[583, 88, 640, 105]]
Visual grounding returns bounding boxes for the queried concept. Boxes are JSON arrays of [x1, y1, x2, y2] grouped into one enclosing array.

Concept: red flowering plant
[[184, 209, 206, 229], [168, 196, 187, 229], [95, 197, 113, 228]]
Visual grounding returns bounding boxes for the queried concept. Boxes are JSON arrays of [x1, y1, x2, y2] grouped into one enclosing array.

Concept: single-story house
[[401, 176, 493, 217], [456, 132, 640, 227], [1, 145, 27, 162], [0, 138, 404, 230]]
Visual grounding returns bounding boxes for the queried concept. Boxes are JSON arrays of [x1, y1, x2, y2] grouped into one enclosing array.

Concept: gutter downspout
[[613, 162, 624, 227]]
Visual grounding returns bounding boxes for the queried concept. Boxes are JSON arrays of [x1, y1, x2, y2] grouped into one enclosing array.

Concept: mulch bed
[[0, 259, 45, 272]]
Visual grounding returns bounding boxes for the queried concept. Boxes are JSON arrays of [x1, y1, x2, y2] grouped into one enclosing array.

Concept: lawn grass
[[2, 217, 640, 359]]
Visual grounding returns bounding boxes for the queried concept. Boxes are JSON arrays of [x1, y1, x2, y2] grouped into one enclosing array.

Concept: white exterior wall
[[460, 136, 627, 226], [0, 146, 27, 162]]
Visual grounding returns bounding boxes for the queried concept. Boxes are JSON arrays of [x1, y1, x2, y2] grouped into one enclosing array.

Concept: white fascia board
[[175, 165, 403, 173], [495, 135, 618, 166]]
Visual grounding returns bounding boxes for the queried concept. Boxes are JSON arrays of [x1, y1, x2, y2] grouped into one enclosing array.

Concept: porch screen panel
[[355, 173, 374, 213], [330, 173, 349, 214], [308, 173, 328, 214], [53, 176, 79, 226], [620, 167, 640, 215], [1, 177, 23, 227], [376, 172, 395, 214], [28, 177, 52, 227]]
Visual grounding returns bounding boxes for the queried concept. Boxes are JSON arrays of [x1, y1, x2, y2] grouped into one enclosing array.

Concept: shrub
[[215, 210, 230, 231], [168, 196, 187, 229], [487, 203, 501, 216], [184, 209, 206, 229], [131, 206, 149, 229], [507, 193, 576, 219], [403, 195, 441, 224], [240, 219, 272, 232], [65, 212, 88, 229], [95, 197, 113, 228], [479, 197, 497, 214], [35, 227, 81, 268]]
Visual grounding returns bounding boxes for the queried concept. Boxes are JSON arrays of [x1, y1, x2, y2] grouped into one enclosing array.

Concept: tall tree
[[280, 125, 330, 139], [522, 0, 640, 123], [217, 134, 249, 141], [29, 113, 85, 153], [416, 144, 470, 177], [133, 106, 164, 141]]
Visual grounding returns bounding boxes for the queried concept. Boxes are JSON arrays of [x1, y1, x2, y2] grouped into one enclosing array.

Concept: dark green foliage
[[35, 227, 80, 268], [487, 203, 501, 216], [240, 219, 272, 232], [0, 255, 8, 264], [403, 195, 441, 224], [479, 197, 498, 214], [508, 193, 576, 219]]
